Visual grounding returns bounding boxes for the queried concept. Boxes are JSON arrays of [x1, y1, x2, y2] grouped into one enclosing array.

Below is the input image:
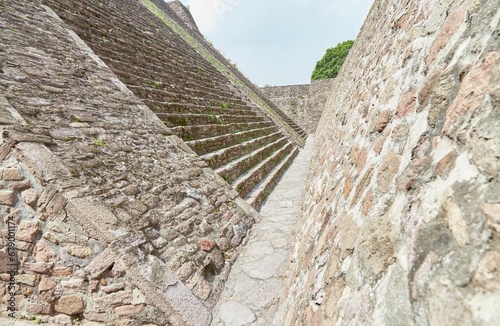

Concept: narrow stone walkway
[[211, 136, 315, 326]]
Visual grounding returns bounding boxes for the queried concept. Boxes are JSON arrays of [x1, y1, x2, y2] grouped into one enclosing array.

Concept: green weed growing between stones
[[93, 138, 105, 147]]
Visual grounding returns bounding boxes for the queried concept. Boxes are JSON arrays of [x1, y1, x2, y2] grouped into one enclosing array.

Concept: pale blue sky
[[178, 0, 374, 86]]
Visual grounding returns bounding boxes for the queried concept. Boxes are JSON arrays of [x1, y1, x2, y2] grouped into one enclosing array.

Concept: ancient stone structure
[[0, 0, 303, 325], [166, 1, 199, 34], [43, 0, 308, 209], [261, 78, 334, 134], [278, 0, 500, 324], [1, 0, 499, 325]]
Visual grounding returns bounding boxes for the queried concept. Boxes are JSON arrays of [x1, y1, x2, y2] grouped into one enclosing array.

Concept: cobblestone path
[[212, 136, 315, 326]]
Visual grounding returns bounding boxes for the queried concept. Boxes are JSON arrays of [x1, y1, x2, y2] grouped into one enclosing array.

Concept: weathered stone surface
[[473, 251, 500, 292], [51, 266, 74, 278], [277, 0, 499, 324], [260, 79, 335, 134], [443, 52, 498, 135], [33, 240, 56, 263], [482, 204, 500, 236], [16, 221, 40, 243], [55, 295, 85, 315], [218, 301, 256, 326], [395, 88, 417, 117], [1, 168, 23, 181], [114, 304, 145, 317], [198, 238, 215, 252], [374, 110, 391, 133], [21, 188, 38, 208], [93, 291, 133, 311], [0, 0, 497, 325], [0, 190, 15, 206], [102, 283, 125, 294], [425, 4, 467, 68], [17, 274, 38, 287], [66, 244, 93, 259], [23, 262, 53, 274], [377, 152, 401, 193], [38, 277, 57, 292], [26, 300, 53, 315]]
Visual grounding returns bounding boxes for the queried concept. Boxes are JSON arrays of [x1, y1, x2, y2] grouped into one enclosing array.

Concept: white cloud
[[179, 0, 374, 85], [186, 0, 243, 32]]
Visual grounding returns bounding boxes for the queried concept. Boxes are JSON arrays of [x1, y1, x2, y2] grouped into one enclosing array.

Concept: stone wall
[[0, 1, 261, 324], [278, 0, 499, 324], [260, 78, 334, 134], [166, 1, 200, 34]]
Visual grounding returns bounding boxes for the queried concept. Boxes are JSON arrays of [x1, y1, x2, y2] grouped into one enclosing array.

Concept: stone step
[[245, 147, 299, 209], [215, 137, 289, 184], [186, 126, 278, 156], [232, 143, 296, 201], [50, 0, 217, 75], [47, 1, 248, 107], [146, 100, 258, 117], [171, 121, 274, 142], [125, 84, 248, 111], [111, 67, 235, 104], [201, 132, 283, 169], [156, 113, 267, 128]]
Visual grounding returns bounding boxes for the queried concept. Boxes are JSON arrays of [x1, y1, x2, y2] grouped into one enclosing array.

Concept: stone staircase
[[43, 0, 304, 208], [150, 0, 308, 140]]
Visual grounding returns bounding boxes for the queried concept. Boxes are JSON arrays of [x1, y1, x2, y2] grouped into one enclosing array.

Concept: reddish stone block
[[51, 266, 73, 278], [0, 190, 15, 207], [473, 251, 500, 292], [38, 277, 57, 292], [374, 110, 391, 132], [26, 300, 52, 315], [395, 88, 417, 117], [199, 238, 215, 251], [433, 151, 458, 177], [55, 294, 85, 315], [482, 204, 500, 236], [443, 52, 498, 134], [16, 221, 40, 243], [377, 152, 401, 193], [1, 168, 23, 181], [114, 304, 145, 317], [426, 4, 467, 68], [33, 240, 56, 263]]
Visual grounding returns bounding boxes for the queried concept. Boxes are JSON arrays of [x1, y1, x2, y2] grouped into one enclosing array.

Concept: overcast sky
[[177, 0, 374, 86]]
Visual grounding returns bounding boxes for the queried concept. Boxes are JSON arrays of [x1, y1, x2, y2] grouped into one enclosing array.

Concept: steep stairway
[[43, 0, 304, 208]]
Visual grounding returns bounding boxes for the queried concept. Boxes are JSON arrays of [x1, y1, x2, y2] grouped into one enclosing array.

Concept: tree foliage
[[311, 40, 354, 80]]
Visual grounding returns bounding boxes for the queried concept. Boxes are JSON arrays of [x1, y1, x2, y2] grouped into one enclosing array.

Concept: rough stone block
[[16, 274, 38, 287], [0, 190, 15, 206], [33, 240, 56, 263], [25, 300, 53, 315], [51, 266, 74, 278], [66, 244, 93, 259], [55, 294, 85, 315], [23, 262, 53, 274], [21, 188, 38, 208], [114, 304, 145, 317], [16, 221, 40, 242], [198, 238, 215, 252], [482, 204, 500, 236], [93, 290, 133, 311], [38, 277, 57, 292], [1, 168, 23, 181]]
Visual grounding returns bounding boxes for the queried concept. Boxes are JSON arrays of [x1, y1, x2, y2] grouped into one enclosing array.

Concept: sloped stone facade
[[0, 1, 262, 324]]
